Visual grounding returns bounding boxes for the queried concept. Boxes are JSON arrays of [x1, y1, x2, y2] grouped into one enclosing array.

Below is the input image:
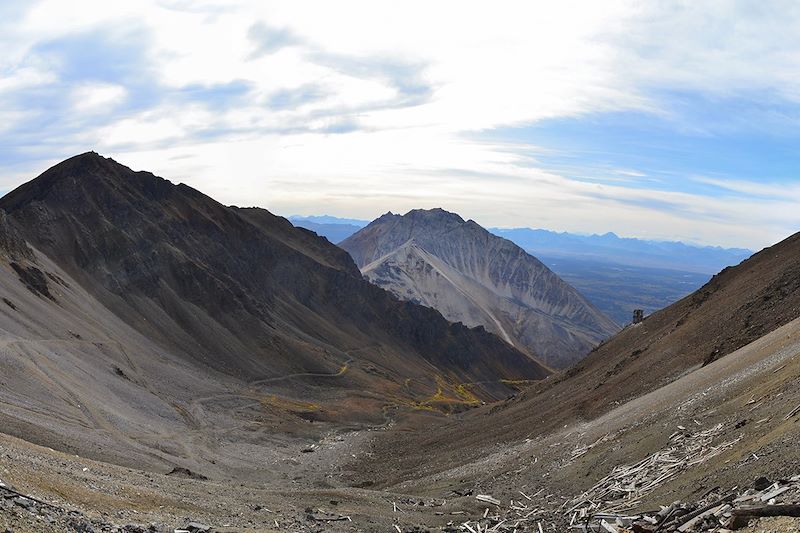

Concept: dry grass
[[260, 395, 320, 414]]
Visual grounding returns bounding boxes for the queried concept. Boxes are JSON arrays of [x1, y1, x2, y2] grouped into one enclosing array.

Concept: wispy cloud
[[691, 176, 800, 201], [247, 22, 302, 58], [308, 51, 433, 105], [1, 0, 799, 249]]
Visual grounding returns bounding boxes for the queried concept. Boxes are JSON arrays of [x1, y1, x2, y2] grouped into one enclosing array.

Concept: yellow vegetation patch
[[260, 394, 320, 413], [500, 378, 536, 390], [387, 375, 483, 413]]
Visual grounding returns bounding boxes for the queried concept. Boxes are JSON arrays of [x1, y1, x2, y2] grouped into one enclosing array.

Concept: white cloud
[[3, 0, 800, 249], [71, 83, 127, 113]]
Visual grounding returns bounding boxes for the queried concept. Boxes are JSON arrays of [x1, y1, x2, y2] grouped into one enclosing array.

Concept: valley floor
[[2, 317, 800, 532]]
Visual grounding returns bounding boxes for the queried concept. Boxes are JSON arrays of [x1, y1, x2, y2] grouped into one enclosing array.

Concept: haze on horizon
[[2, 1, 799, 249]]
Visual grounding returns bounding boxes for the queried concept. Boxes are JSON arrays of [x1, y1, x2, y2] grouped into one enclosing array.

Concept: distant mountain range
[[490, 228, 752, 275], [288, 215, 751, 274], [340, 209, 620, 368], [290, 215, 370, 227], [290, 214, 753, 325], [288, 215, 367, 245]]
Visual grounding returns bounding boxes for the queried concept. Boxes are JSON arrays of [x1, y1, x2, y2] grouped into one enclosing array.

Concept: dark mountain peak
[[0, 153, 547, 409], [403, 207, 464, 227], [0, 151, 181, 214], [41, 151, 128, 182]]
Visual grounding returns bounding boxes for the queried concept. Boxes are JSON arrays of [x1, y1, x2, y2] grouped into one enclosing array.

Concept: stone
[[13, 496, 34, 509], [753, 476, 772, 490]]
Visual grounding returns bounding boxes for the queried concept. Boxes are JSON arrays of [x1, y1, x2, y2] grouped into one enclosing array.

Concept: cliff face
[[341, 209, 620, 368]]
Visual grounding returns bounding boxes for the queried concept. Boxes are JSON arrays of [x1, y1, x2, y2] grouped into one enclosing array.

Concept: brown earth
[[354, 229, 800, 486], [1, 314, 798, 532]]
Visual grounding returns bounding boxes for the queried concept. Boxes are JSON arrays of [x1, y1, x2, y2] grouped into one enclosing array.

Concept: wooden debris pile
[[567, 424, 741, 515], [567, 474, 800, 532], [438, 492, 560, 532], [571, 433, 611, 461]]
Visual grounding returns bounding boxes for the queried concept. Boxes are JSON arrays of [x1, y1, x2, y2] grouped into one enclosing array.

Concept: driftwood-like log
[[674, 492, 736, 527], [732, 504, 800, 517]]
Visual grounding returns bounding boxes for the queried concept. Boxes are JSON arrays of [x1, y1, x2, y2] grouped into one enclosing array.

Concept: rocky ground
[[2, 256, 800, 532], [2, 319, 800, 533], [1, 424, 798, 533]]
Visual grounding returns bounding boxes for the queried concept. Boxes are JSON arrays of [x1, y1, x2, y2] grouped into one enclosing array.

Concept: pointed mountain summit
[[340, 208, 620, 368]]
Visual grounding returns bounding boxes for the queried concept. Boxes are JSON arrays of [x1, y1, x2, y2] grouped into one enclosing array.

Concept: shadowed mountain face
[[0, 153, 547, 474], [340, 209, 620, 368]]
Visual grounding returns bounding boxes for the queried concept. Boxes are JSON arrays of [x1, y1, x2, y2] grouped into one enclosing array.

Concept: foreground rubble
[[438, 475, 800, 533], [568, 474, 800, 532], [0, 476, 210, 533]]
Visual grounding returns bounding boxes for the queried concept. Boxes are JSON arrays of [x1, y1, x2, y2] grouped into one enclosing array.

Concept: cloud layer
[[1, 0, 799, 248]]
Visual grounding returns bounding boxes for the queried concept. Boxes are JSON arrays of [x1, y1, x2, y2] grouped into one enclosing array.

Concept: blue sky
[[1, 1, 799, 248]]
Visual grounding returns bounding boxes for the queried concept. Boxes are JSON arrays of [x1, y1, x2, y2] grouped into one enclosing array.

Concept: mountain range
[[340, 209, 619, 368], [0, 153, 547, 476], [490, 227, 752, 274], [0, 154, 799, 532], [290, 214, 752, 324], [288, 215, 368, 244], [287, 215, 751, 275]]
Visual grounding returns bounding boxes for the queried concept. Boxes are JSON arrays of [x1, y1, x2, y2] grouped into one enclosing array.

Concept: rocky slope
[[0, 152, 547, 477], [354, 228, 800, 489], [340, 209, 619, 368]]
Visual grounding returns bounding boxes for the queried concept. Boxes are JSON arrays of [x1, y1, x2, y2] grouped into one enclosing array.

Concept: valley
[[0, 154, 796, 533], [538, 256, 711, 326], [3, 4, 797, 532]]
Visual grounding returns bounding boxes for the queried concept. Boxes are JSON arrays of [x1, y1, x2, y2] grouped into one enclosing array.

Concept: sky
[[1, 1, 800, 249]]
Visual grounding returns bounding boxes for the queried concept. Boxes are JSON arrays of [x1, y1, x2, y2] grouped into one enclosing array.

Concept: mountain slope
[[482, 229, 800, 439], [352, 233, 800, 513], [0, 153, 548, 474], [340, 209, 620, 368], [355, 229, 800, 486]]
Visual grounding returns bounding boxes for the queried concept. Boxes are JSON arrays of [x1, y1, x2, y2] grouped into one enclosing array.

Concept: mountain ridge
[[0, 153, 549, 476], [287, 214, 752, 275]]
